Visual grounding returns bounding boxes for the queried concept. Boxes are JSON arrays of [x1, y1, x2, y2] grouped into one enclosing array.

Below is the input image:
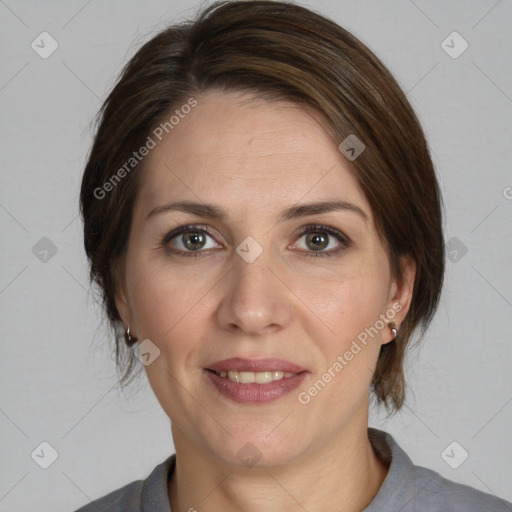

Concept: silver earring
[[388, 322, 398, 339], [127, 325, 132, 343]]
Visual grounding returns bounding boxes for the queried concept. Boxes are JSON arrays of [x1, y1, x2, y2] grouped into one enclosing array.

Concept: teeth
[[215, 370, 296, 383]]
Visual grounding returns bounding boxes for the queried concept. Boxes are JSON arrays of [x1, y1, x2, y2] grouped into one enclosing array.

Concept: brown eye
[[296, 230, 340, 252], [293, 224, 351, 258], [162, 225, 222, 257], [305, 232, 329, 251], [182, 231, 207, 251]]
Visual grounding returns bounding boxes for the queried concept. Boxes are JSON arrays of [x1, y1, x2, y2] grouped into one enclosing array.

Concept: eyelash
[[160, 224, 352, 258]]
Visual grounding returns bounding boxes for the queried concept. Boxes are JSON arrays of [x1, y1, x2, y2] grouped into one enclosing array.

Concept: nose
[[215, 245, 293, 336]]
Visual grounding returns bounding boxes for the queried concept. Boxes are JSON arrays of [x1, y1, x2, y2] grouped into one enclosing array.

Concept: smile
[[212, 370, 296, 383]]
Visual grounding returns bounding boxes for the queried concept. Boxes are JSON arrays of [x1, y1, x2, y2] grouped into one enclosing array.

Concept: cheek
[[293, 252, 391, 404], [125, 264, 208, 411], [294, 254, 391, 342], [126, 249, 205, 339], [125, 254, 217, 397], [296, 276, 387, 421]]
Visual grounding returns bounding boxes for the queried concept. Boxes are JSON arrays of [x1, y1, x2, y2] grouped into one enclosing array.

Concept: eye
[[293, 224, 351, 257], [161, 225, 222, 256]]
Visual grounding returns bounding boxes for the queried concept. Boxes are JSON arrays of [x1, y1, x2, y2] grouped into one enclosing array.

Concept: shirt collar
[[139, 428, 417, 512]]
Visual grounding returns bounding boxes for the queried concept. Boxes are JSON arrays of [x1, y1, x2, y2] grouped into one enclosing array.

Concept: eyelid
[[161, 224, 219, 246], [296, 224, 351, 245]]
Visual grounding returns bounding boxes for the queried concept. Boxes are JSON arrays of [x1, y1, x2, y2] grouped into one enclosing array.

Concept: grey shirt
[[74, 429, 511, 511]]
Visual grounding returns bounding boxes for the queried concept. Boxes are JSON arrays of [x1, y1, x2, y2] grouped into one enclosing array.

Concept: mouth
[[204, 357, 308, 404]]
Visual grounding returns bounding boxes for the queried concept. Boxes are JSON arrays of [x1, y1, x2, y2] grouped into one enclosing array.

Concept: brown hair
[[80, 0, 444, 411]]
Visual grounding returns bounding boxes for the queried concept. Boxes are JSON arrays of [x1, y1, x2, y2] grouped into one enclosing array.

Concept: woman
[[76, 1, 511, 510]]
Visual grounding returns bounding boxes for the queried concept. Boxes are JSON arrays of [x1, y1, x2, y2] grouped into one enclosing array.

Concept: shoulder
[[409, 463, 511, 511], [73, 454, 175, 512], [367, 429, 512, 512], [74, 480, 143, 512]]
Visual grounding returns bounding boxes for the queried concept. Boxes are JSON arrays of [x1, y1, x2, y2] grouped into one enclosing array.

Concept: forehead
[[136, 90, 371, 220]]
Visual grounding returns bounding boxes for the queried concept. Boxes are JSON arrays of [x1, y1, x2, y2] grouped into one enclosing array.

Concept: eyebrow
[[146, 199, 368, 223]]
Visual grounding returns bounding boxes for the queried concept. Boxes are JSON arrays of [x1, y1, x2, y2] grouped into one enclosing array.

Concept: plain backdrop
[[1, 0, 511, 510]]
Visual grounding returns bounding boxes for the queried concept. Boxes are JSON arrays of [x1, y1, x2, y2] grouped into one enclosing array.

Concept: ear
[[114, 283, 134, 333], [383, 254, 416, 344]]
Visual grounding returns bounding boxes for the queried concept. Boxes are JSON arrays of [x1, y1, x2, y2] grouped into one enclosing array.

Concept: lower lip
[[204, 369, 308, 404]]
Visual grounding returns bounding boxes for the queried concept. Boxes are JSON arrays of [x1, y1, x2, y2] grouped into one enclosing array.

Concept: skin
[[116, 89, 415, 512]]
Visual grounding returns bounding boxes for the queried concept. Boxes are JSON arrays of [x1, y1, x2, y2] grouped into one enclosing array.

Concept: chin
[[205, 430, 306, 469]]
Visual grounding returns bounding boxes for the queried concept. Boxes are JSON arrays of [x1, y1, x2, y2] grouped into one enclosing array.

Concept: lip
[[206, 357, 307, 373], [204, 369, 308, 404], [204, 358, 308, 404]]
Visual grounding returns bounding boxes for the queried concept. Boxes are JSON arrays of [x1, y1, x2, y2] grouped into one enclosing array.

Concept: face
[[116, 90, 414, 467]]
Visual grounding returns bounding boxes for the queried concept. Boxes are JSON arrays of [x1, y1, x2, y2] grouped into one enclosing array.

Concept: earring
[[388, 321, 398, 339], [126, 325, 136, 344]]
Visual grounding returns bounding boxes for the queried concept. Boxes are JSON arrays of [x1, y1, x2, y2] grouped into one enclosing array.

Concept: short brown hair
[[80, 0, 444, 411]]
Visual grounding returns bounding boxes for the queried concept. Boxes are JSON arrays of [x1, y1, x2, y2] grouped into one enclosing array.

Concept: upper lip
[[206, 357, 307, 373]]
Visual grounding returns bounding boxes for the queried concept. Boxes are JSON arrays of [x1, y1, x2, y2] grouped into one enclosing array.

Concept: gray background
[[1, 0, 511, 510]]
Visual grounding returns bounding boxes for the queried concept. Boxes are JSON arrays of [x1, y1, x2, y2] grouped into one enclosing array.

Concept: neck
[[168, 419, 388, 512]]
